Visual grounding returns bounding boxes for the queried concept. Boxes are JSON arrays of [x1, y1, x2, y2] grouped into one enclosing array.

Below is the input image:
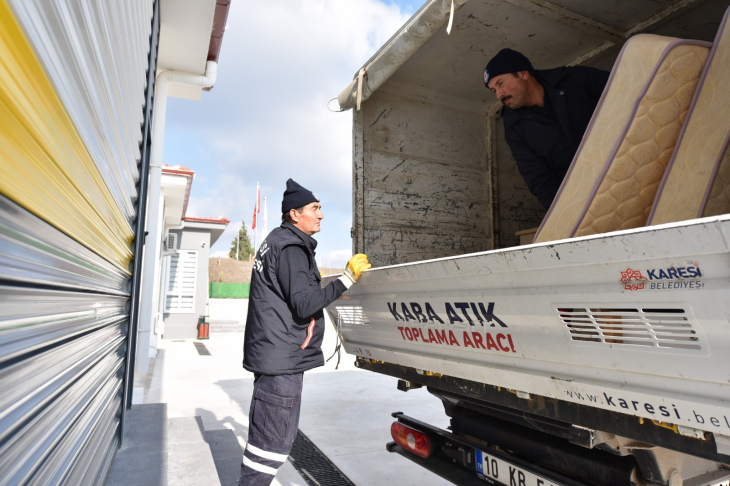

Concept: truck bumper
[[389, 412, 587, 486]]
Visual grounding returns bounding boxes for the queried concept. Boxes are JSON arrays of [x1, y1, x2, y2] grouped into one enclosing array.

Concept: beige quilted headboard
[[648, 7, 730, 224], [534, 35, 710, 244], [703, 146, 730, 217]]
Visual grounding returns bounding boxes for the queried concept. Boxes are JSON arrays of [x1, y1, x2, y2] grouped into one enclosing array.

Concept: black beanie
[[281, 178, 319, 213], [483, 48, 533, 87]]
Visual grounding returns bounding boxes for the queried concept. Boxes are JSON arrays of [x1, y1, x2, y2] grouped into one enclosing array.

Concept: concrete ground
[[141, 319, 452, 486]]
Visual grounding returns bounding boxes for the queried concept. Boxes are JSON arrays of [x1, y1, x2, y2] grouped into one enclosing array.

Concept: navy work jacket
[[501, 66, 609, 209], [243, 223, 346, 375]]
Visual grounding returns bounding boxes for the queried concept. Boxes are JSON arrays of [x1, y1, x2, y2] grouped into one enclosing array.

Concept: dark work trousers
[[238, 373, 303, 486]]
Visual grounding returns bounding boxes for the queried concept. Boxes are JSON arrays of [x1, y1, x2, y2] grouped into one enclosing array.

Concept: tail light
[[390, 421, 433, 458]]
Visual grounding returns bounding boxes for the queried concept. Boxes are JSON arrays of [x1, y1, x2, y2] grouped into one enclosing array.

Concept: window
[[165, 250, 197, 312]]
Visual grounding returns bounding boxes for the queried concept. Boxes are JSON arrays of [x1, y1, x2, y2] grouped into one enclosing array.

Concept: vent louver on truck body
[[335, 306, 370, 326], [556, 307, 701, 350]]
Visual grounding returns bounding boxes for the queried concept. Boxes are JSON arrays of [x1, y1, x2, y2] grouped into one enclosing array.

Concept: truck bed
[[326, 215, 730, 456]]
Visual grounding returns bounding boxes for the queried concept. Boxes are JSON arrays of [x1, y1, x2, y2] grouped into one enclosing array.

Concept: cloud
[[318, 249, 353, 269], [164, 0, 411, 258]]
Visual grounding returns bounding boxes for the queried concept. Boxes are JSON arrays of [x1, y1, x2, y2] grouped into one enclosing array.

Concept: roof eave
[[203, 0, 232, 91]]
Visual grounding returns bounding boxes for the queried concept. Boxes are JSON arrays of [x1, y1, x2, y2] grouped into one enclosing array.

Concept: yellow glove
[[339, 254, 371, 289]]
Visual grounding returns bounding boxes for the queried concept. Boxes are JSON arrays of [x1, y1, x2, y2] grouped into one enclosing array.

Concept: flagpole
[[252, 181, 259, 256], [263, 197, 267, 239]]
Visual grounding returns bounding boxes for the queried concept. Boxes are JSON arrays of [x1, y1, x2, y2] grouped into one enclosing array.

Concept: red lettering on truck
[[448, 330, 460, 346], [496, 334, 510, 352], [485, 333, 499, 351]]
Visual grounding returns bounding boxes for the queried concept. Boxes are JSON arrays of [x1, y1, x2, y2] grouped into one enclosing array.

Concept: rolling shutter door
[[0, 0, 156, 484]]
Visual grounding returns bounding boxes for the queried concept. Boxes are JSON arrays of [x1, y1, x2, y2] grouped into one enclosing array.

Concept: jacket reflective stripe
[[301, 317, 315, 349]]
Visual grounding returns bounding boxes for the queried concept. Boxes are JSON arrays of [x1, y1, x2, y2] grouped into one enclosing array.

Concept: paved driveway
[[143, 320, 452, 486]]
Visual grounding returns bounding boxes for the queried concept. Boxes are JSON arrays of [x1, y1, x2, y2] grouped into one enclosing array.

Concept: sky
[[162, 0, 425, 268]]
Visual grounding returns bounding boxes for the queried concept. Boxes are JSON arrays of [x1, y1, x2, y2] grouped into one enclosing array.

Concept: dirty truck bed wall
[[354, 80, 546, 265], [357, 85, 490, 267]]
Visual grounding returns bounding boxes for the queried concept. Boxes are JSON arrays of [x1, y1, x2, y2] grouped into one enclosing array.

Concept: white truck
[[326, 1, 730, 485]]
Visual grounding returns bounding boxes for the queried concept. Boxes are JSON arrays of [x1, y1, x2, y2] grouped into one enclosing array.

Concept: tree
[[229, 221, 254, 261]]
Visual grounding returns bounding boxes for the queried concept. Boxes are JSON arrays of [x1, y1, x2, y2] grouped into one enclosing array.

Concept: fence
[[209, 282, 250, 298]]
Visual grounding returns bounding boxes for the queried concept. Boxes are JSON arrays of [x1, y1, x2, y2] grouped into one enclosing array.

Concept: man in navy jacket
[[239, 179, 370, 485], [485, 49, 609, 209]]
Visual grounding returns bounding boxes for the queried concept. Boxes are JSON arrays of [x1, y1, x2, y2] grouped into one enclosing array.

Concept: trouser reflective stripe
[[246, 444, 289, 463], [242, 456, 278, 476], [241, 446, 287, 484], [239, 373, 303, 486]]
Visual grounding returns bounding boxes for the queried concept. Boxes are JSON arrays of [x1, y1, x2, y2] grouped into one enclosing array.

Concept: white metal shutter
[[0, 196, 129, 485], [0, 0, 155, 484], [166, 251, 198, 312], [7, 0, 154, 227]]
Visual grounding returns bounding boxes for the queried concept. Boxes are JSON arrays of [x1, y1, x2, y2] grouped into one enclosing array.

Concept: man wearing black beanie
[[239, 179, 370, 485], [484, 48, 609, 209]]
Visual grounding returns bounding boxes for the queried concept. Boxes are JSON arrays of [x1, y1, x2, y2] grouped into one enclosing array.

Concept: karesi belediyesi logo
[[619, 262, 704, 292], [620, 267, 646, 292]]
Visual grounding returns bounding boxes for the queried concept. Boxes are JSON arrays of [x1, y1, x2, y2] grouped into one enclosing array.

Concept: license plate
[[475, 449, 565, 486]]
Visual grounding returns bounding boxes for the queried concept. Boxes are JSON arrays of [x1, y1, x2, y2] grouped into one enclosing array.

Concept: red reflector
[[391, 422, 432, 458]]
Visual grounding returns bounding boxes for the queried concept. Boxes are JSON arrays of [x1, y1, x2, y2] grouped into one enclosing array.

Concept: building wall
[[148, 193, 166, 354], [163, 227, 211, 339]]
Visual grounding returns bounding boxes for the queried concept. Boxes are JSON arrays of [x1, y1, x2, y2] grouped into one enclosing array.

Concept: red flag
[[251, 182, 260, 229]]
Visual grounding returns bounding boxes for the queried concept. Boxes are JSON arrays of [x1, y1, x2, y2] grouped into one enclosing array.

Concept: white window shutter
[[165, 250, 197, 312]]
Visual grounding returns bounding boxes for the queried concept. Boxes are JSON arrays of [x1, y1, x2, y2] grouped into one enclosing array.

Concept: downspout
[[136, 61, 218, 373]]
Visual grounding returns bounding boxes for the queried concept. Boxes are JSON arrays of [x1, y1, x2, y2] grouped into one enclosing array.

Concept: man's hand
[[347, 254, 371, 279], [338, 254, 371, 289]]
